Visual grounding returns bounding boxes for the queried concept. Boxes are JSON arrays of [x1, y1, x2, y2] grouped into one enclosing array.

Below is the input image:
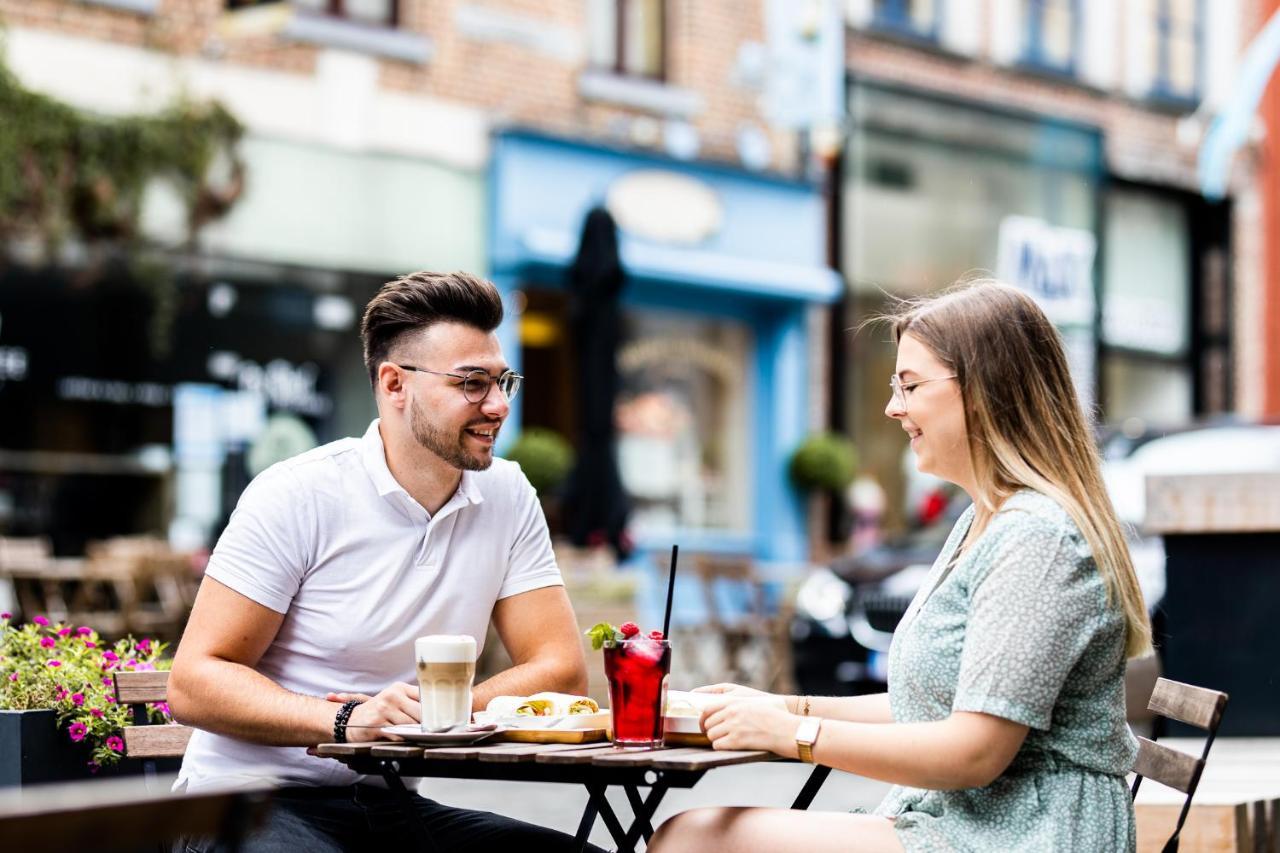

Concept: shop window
[[1152, 0, 1201, 102], [226, 0, 398, 28], [588, 0, 666, 80], [614, 310, 751, 534], [1021, 0, 1078, 74], [871, 0, 939, 41]]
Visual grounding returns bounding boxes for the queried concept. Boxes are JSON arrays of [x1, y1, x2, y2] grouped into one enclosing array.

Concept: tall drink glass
[[414, 635, 477, 730], [603, 637, 671, 748]]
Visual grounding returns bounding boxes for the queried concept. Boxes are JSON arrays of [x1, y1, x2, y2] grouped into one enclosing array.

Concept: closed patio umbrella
[[561, 206, 632, 559]]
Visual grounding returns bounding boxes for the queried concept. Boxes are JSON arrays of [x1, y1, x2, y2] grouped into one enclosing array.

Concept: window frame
[[869, 0, 942, 43], [227, 0, 399, 29], [1151, 0, 1204, 104], [1020, 0, 1079, 77], [593, 0, 668, 82]]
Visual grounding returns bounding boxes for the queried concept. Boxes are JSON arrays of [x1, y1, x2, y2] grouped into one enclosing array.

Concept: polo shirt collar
[[360, 419, 485, 510]]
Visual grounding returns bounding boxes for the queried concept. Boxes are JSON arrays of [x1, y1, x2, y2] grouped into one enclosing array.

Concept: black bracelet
[[333, 699, 362, 744]]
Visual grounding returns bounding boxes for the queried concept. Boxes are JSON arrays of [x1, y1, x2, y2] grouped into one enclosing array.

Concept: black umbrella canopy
[[561, 206, 632, 559]]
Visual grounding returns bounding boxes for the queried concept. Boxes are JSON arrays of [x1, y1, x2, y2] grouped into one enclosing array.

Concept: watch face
[[796, 717, 821, 744]]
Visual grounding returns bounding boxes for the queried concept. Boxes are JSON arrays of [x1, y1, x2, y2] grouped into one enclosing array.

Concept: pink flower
[[137, 662, 156, 671], [33, 615, 49, 626], [105, 695, 115, 703], [67, 722, 87, 742], [153, 702, 170, 715], [86, 760, 100, 774], [125, 658, 138, 669], [39, 637, 55, 649], [55, 686, 68, 700], [105, 736, 124, 752], [7, 673, 17, 682], [77, 627, 92, 636], [84, 641, 96, 649], [58, 627, 71, 637], [0, 612, 10, 620], [71, 693, 85, 707], [137, 638, 152, 653], [89, 708, 104, 718], [101, 676, 113, 686], [47, 660, 62, 668], [102, 651, 119, 666]]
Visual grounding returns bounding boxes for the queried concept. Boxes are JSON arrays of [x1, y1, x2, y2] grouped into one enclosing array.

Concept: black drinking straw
[[662, 544, 679, 638]]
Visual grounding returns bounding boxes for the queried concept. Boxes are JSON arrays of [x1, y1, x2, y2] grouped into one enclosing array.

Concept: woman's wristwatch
[[795, 716, 823, 763]]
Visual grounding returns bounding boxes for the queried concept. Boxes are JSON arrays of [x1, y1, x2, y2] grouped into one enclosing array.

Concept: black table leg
[[586, 783, 633, 853], [622, 780, 669, 850], [380, 761, 440, 853], [574, 795, 599, 853], [790, 765, 832, 810]]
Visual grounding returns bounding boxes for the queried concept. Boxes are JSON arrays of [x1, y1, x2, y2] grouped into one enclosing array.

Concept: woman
[[649, 281, 1152, 853]]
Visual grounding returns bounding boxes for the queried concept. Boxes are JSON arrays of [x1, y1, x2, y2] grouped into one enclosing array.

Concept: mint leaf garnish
[[585, 622, 621, 651]]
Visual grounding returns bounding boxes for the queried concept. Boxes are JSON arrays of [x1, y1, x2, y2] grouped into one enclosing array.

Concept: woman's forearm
[[803, 712, 1003, 788], [784, 692, 893, 724]]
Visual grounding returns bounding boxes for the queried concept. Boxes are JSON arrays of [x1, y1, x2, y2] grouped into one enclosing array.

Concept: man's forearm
[[471, 657, 588, 712], [169, 657, 339, 746]]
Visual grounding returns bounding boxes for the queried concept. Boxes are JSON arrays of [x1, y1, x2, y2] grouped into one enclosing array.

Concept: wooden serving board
[[491, 728, 608, 744]]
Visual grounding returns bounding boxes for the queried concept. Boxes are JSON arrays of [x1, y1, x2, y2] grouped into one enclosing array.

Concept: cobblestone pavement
[[421, 762, 892, 850]]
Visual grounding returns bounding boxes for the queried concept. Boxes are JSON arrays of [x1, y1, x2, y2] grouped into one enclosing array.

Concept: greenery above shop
[[0, 41, 245, 352]]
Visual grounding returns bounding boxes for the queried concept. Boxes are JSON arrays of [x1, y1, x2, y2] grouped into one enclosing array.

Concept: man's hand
[[699, 695, 798, 756], [324, 682, 420, 743]]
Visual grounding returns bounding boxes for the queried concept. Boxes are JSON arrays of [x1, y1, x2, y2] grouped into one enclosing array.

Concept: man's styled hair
[[360, 270, 504, 386]]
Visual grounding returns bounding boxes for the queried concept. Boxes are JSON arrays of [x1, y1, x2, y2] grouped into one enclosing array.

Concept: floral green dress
[[873, 489, 1138, 852]]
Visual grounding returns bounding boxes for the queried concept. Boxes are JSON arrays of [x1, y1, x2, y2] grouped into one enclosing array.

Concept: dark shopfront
[[0, 262, 376, 554]]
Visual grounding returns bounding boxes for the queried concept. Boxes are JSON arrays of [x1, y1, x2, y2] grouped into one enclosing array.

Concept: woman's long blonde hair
[[884, 280, 1152, 659]]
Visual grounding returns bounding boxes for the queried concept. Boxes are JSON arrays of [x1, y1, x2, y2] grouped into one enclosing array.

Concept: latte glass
[[414, 635, 477, 730]]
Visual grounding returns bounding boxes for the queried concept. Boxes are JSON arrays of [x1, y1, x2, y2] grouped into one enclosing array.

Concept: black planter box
[[0, 709, 176, 788], [0, 709, 95, 787]]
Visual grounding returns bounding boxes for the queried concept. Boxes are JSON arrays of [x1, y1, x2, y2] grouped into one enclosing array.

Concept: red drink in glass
[[603, 638, 671, 748]]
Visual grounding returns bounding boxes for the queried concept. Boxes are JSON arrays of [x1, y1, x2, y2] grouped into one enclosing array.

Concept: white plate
[[663, 715, 704, 734], [473, 710, 611, 731], [380, 725, 504, 745]]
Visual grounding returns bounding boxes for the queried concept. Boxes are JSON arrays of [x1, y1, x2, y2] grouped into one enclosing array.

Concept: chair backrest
[[0, 776, 270, 853], [1131, 677, 1229, 852], [114, 670, 194, 759]]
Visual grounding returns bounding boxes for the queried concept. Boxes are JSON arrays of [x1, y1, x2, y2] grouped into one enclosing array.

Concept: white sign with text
[[996, 215, 1097, 327]]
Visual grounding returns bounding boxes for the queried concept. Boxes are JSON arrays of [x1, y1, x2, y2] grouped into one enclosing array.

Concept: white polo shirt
[[177, 419, 563, 790]]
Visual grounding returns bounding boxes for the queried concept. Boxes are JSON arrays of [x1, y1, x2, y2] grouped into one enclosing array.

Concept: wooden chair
[[114, 671, 194, 783], [688, 554, 795, 694], [1131, 677, 1230, 852], [0, 775, 270, 852]]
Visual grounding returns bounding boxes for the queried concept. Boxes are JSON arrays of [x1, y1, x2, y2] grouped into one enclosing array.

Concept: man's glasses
[[396, 365, 523, 403], [889, 374, 957, 413]]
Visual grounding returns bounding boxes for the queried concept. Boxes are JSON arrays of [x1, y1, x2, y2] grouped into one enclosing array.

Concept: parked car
[[792, 422, 1280, 708]]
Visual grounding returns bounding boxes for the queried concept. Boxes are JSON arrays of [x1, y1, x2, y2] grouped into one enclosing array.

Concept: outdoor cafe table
[[312, 740, 834, 853]]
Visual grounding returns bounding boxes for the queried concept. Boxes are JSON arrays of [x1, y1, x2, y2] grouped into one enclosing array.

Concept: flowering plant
[[0, 612, 172, 770]]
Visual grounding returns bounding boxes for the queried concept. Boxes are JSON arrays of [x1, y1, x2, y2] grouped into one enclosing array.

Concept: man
[[170, 271, 602, 852]]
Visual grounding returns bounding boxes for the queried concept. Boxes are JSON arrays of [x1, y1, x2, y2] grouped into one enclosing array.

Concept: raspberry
[[648, 630, 665, 641], [619, 622, 640, 638]]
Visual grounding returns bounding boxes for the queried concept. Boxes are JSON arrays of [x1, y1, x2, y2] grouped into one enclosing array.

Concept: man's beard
[[409, 402, 495, 471]]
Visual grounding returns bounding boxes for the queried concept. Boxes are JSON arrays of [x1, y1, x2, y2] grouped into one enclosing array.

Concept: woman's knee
[[650, 807, 737, 852]]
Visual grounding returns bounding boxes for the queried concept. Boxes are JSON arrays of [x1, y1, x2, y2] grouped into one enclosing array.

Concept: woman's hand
[[699, 695, 801, 756]]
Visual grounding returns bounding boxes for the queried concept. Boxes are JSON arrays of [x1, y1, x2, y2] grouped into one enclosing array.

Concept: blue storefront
[[489, 130, 839, 566]]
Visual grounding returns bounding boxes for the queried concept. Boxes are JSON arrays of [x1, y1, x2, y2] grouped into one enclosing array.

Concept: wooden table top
[[313, 740, 780, 773]]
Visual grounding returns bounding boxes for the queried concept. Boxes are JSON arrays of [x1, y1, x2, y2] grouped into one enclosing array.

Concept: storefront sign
[[996, 215, 1096, 327], [606, 170, 723, 246]]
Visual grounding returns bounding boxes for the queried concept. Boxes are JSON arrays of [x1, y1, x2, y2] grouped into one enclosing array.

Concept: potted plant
[[0, 612, 172, 787], [506, 428, 576, 532], [789, 432, 859, 562]]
